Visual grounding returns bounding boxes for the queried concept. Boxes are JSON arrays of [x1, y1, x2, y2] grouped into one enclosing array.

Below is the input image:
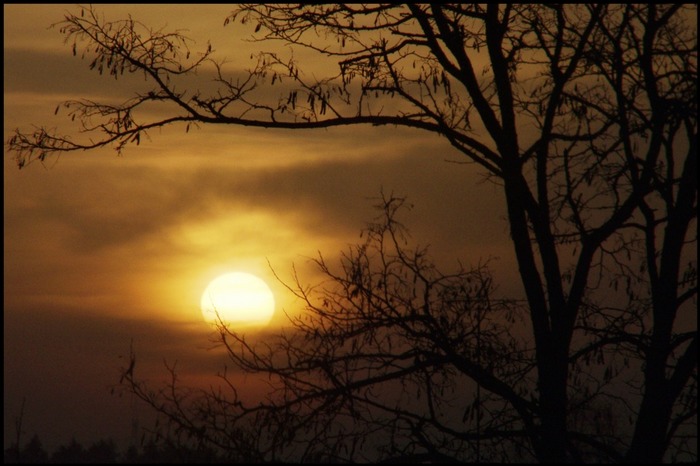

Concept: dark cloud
[[5, 131, 509, 261], [4, 48, 146, 99]]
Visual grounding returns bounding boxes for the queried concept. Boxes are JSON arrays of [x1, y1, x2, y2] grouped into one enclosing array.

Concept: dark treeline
[[3, 433, 240, 464]]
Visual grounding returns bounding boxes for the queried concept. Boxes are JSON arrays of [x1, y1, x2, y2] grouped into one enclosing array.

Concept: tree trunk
[[623, 268, 675, 464], [627, 143, 697, 463], [501, 172, 571, 463], [537, 346, 570, 463], [625, 361, 672, 463], [625, 284, 676, 463]]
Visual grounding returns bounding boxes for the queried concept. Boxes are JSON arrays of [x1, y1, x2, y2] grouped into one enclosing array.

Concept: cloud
[[5, 126, 508, 256]]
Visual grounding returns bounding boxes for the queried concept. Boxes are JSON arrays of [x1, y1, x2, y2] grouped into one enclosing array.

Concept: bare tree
[[123, 194, 534, 462], [8, 4, 696, 463]]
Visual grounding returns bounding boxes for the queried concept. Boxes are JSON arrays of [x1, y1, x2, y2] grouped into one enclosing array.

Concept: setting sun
[[200, 272, 275, 327], [5, 3, 695, 463]]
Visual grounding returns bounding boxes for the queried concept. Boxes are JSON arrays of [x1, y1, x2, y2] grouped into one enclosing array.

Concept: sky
[[4, 4, 514, 452]]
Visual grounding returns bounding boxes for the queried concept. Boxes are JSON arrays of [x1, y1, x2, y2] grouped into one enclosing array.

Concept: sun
[[200, 272, 275, 327]]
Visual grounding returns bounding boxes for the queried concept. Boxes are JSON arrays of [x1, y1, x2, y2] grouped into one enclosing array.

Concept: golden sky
[[4, 4, 513, 451]]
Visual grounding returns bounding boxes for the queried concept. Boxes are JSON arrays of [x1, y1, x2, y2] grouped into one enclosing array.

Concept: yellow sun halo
[[200, 272, 275, 327]]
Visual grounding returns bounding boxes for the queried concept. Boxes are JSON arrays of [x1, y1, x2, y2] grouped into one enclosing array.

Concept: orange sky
[[4, 4, 514, 452]]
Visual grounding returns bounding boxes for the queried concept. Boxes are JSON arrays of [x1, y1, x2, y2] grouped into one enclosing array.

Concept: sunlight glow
[[200, 272, 275, 327]]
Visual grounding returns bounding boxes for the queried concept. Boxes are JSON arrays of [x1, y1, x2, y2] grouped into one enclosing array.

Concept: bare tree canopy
[[7, 4, 697, 463]]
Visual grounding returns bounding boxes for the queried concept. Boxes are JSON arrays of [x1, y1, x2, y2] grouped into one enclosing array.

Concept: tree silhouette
[[22, 435, 50, 464], [3, 433, 49, 464], [3, 432, 227, 464], [8, 4, 697, 463], [50, 438, 87, 464]]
